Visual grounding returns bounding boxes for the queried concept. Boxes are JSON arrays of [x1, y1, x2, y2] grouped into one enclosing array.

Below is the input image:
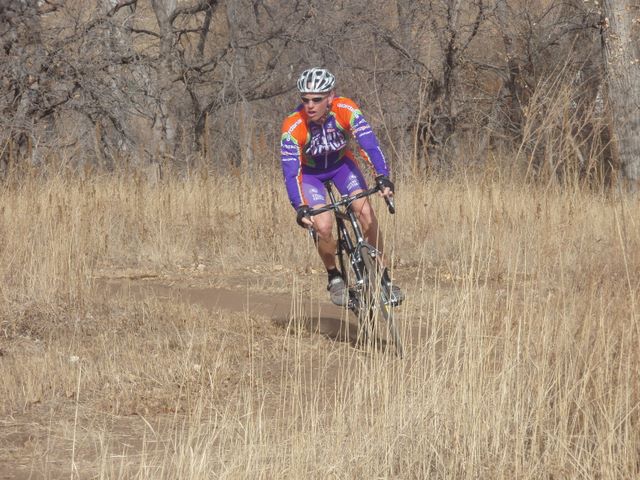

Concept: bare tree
[[601, 0, 640, 185], [1, 0, 45, 165], [0, 0, 633, 184]]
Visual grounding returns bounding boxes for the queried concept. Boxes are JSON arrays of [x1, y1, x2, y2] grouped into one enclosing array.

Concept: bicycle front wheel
[[359, 246, 404, 358]]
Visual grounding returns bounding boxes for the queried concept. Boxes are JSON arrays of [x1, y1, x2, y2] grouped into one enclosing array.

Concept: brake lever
[[385, 195, 396, 214], [307, 226, 318, 246]]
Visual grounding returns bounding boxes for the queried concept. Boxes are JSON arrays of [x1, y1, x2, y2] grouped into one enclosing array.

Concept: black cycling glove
[[375, 175, 395, 194], [296, 205, 311, 227]]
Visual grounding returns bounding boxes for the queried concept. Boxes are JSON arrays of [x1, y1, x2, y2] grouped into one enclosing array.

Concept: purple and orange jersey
[[280, 97, 389, 208]]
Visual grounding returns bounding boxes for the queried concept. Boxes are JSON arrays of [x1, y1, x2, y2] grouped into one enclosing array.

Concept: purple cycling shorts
[[300, 157, 368, 207]]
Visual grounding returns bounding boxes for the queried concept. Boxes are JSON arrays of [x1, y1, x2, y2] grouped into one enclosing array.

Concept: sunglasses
[[301, 96, 326, 104]]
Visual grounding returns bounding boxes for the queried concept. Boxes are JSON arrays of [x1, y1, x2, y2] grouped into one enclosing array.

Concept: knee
[[314, 216, 334, 240]]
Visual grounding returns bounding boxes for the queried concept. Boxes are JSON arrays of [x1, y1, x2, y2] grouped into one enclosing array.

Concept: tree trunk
[[225, 1, 253, 168], [150, 0, 177, 158], [601, 0, 640, 184], [495, 0, 526, 138]]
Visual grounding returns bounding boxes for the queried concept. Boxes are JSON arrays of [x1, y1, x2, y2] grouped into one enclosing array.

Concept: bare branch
[[107, 0, 138, 17], [38, 0, 62, 15], [38, 82, 80, 119], [460, 0, 484, 54], [170, 0, 218, 24], [128, 27, 161, 38], [378, 31, 436, 80], [196, 0, 216, 58]]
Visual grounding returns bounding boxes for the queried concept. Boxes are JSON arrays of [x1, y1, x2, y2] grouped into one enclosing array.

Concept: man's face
[[301, 91, 334, 123]]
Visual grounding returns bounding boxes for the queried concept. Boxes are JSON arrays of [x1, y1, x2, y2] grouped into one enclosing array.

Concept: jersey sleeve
[[280, 115, 307, 209], [335, 98, 389, 177]]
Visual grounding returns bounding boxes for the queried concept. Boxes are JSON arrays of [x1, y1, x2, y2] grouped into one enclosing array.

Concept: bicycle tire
[[343, 254, 374, 347], [347, 278, 372, 347], [359, 246, 404, 358]]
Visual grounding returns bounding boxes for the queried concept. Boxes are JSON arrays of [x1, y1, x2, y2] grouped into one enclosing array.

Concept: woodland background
[[2, 0, 639, 186]]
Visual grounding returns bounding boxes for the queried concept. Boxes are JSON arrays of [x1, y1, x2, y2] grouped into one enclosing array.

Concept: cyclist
[[280, 67, 402, 306]]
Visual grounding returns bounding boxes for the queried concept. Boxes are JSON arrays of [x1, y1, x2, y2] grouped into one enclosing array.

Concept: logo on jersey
[[305, 121, 347, 157], [287, 118, 302, 136], [337, 102, 360, 115], [346, 176, 360, 191]]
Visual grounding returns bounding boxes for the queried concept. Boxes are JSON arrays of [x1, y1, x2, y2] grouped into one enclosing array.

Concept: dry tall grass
[[1, 166, 638, 478]]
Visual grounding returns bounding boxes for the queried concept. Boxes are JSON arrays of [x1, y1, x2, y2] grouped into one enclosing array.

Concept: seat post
[[324, 180, 337, 205]]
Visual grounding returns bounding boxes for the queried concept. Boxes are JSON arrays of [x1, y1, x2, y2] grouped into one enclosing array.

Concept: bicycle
[[305, 181, 404, 358]]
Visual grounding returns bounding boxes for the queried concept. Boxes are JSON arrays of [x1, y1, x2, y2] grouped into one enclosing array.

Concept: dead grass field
[[1, 167, 639, 479]]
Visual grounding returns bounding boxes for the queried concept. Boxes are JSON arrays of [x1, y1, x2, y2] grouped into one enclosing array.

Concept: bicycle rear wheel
[[359, 246, 404, 358]]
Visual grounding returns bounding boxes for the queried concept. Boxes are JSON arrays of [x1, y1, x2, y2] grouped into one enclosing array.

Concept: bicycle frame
[[325, 183, 378, 295], [306, 182, 403, 357], [307, 182, 391, 307]]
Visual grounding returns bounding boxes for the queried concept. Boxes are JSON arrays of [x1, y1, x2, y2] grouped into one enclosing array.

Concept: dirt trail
[[3, 277, 414, 480], [102, 278, 364, 345]]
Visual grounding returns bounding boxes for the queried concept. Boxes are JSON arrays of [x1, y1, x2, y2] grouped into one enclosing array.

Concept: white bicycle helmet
[[297, 68, 336, 93]]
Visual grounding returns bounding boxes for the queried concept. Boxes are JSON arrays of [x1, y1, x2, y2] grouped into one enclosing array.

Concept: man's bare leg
[[306, 208, 349, 305], [307, 209, 338, 271], [351, 195, 385, 261]]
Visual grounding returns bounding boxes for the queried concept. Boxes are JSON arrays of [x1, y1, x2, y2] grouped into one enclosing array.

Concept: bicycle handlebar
[[306, 184, 396, 218]]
